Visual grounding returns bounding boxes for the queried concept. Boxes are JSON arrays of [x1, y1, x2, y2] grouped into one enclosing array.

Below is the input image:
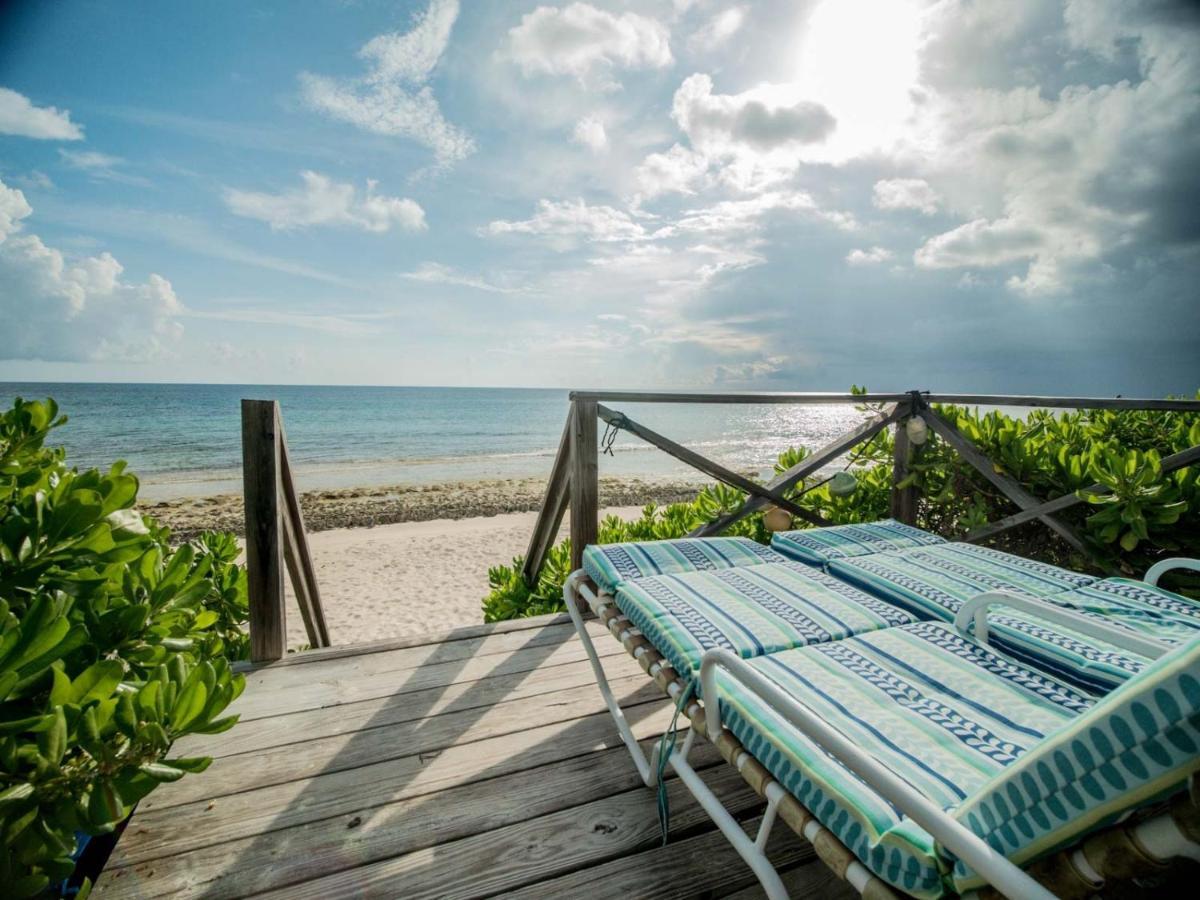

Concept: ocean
[[1, 383, 869, 500]]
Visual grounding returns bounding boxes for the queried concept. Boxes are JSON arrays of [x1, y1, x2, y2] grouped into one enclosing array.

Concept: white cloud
[[653, 73, 836, 192], [674, 74, 836, 153], [402, 262, 518, 293], [0, 87, 84, 140], [58, 149, 121, 171], [224, 171, 426, 233], [873, 178, 939, 215], [299, 0, 473, 167], [687, 7, 746, 53], [0, 177, 184, 361], [635, 143, 710, 198], [485, 198, 651, 244], [572, 115, 608, 152], [914, 218, 1043, 269], [508, 3, 672, 86], [846, 246, 895, 266], [0, 180, 33, 241], [899, 0, 1200, 294], [15, 170, 54, 191], [58, 149, 150, 186], [673, 190, 856, 235]]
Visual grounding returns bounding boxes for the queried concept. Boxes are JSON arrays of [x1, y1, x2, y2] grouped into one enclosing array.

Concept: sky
[[0, 0, 1197, 394]]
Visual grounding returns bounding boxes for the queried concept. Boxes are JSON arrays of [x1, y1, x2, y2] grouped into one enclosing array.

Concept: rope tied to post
[[601, 411, 627, 457]]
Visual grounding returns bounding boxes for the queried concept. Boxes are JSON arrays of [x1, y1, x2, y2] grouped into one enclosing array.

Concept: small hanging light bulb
[[763, 506, 792, 532], [905, 415, 928, 445]]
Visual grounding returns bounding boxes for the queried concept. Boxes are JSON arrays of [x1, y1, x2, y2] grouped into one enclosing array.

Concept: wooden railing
[[523, 390, 1200, 584], [241, 400, 331, 662]]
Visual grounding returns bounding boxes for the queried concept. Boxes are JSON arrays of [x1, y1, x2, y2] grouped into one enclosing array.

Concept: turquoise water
[[1, 383, 867, 499]]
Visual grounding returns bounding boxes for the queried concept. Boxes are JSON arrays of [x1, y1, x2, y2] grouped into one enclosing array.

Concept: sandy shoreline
[[142, 476, 708, 648], [279, 506, 648, 647], [147, 475, 704, 541]]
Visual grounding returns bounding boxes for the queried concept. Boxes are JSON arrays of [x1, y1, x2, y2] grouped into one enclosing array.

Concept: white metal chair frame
[[565, 560, 1200, 899]]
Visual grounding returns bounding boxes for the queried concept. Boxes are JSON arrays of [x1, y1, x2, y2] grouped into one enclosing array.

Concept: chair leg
[[566, 572, 792, 899], [565, 571, 656, 786]]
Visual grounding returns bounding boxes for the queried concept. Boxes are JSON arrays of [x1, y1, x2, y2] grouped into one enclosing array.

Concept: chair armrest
[[1145, 558, 1200, 588], [699, 648, 1056, 900], [954, 590, 1169, 660]]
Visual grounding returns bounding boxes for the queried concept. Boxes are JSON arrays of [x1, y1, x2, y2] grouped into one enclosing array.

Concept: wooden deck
[[96, 613, 853, 899]]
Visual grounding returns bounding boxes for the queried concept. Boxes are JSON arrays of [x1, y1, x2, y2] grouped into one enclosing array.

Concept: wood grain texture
[[889, 406, 917, 525], [233, 611, 572, 672], [569, 398, 599, 571], [597, 404, 828, 528], [565, 390, 1200, 411], [920, 407, 1089, 555], [100, 740, 724, 899], [523, 413, 572, 585], [966, 440, 1200, 543], [692, 404, 900, 536], [279, 422, 330, 647], [241, 399, 286, 662]]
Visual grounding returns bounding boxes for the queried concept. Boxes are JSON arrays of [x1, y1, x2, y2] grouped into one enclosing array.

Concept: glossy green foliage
[[0, 398, 249, 897], [484, 391, 1200, 621]]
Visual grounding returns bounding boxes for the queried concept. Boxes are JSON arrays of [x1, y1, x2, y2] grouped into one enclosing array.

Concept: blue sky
[[0, 0, 1197, 393]]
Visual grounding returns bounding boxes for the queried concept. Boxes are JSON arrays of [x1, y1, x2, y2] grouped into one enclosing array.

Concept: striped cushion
[[770, 519, 945, 568], [951, 634, 1200, 893], [582, 537, 782, 594], [1040, 577, 1200, 646], [613, 562, 915, 683], [716, 621, 1093, 898], [828, 543, 1122, 693], [828, 543, 1098, 622]]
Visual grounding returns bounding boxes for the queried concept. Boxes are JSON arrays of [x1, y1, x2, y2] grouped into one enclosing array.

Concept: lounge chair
[[565, 529, 1200, 898]]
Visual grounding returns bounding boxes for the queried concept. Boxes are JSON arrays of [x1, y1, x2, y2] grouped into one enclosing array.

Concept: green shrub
[[483, 392, 1200, 621], [0, 398, 249, 897]]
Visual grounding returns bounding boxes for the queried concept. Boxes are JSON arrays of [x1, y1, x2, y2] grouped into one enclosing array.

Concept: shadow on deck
[[94, 613, 854, 899]]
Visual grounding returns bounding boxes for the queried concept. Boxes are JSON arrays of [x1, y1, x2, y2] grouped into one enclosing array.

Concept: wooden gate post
[[890, 401, 918, 525], [569, 397, 599, 572], [242, 399, 287, 662]]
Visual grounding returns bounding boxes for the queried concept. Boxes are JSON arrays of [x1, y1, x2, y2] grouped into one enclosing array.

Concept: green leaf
[[170, 677, 208, 731], [69, 660, 125, 705], [36, 707, 66, 766], [139, 762, 186, 782]]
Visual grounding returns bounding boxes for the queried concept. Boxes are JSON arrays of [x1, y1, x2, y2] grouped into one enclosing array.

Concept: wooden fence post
[[890, 402, 918, 524], [242, 400, 287, 662], [569, 397, 599, 572]]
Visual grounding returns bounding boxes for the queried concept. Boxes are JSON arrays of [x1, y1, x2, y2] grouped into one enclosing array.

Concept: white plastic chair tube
[[1145, 558, 1200, 587], [954, 590, 1169, 659]]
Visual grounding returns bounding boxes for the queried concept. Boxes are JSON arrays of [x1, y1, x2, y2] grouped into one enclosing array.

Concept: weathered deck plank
[[96, 617, 838, 899]]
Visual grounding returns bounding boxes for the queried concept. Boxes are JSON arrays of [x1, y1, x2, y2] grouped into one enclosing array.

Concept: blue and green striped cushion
[[770, 519, 946, 568], [613, 562, 915, 682], [582, 537, 782, 594], [1039, 577, 1200, 646], [715, 621, 1093, 898], [827, 543, 1128, 692], [828, 543, 1098, 623], [971, 608, 1151, 694], [951, 634, 1200, 893]]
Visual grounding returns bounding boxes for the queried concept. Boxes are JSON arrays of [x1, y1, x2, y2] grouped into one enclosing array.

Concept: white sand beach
[[281, 506, 646, 648]]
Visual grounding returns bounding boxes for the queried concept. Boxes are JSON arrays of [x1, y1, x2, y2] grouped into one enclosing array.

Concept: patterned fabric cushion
[[951, 633, 1200, 893], [613, 562, 915, 683], [770, 519, 946, 568], [715, 621, 1093, 898], [828, 543, 1121, 693], [1039, 577, 1200, 646], [582, 537, 782, 594], [828, 543, 1098, 623]]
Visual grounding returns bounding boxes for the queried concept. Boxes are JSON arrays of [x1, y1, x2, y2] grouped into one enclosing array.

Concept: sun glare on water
[[795, 0, 923, 161]]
